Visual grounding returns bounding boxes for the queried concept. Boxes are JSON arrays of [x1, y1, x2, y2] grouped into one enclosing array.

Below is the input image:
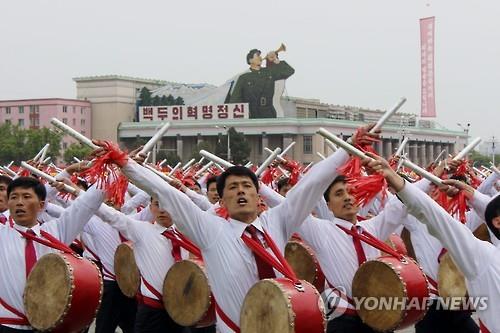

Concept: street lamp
[[215, 125, 231, 162]]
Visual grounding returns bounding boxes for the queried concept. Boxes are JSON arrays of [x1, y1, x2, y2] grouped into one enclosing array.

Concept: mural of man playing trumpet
[[228, 47, 294, 118]]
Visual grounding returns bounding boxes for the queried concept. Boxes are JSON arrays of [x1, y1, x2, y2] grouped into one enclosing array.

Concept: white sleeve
[[469, 190, 493, 222], [266, 149, 350, 238], [184, 189, 213, 211], [44, 185, 105, 245], [121, 185, 151, 215], [258, 183, 284, 208], [397, 182, 493, 279], [477, 172, 499, 195], [127, 204, 154, 222], [313, 197, 335, 221], [44, 202, 65, 218], [121, 159, 224, 249], [359, 195, 407, 241], [96, 203, 145, 243]]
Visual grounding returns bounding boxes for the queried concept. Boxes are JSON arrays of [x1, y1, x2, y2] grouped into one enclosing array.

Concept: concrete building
[[0, 98, 91, 150], [119, 96, 467, 167]]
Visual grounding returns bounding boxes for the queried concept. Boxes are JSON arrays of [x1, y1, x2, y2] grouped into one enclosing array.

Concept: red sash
[[479, 320, 491, 333], [0, 297, 29, 326]]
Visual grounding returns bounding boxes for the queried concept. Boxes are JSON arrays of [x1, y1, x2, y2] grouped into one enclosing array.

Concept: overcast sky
[[1, 0, 498, 143]]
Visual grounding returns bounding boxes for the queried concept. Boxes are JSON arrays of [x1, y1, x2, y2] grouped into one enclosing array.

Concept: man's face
[[150, 199, 173, 228], [249, 52, 262, 67], [0, 182, 8, 212], [189, 184, 202, 194], [220, 175, 259, 222], [8, 187, 44, 227], [207, 182, 220, 204], [326, 181, 359, 222], [279, 184, 292, 197]]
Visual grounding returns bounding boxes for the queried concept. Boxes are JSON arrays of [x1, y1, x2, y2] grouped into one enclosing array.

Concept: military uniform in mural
[[228, 49, 294, 118]]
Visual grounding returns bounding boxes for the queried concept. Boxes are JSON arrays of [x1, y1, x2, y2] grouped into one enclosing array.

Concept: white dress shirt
[[398, 182, 500, 332], [0, 186, 104, 330], [121, 148, 350, 333]]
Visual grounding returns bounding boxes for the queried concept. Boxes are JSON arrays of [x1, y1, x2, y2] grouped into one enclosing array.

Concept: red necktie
[[25, 229, 37, 277], [246, 225, 276, 279], [351, 225, 367, 266], [163, 230, 182, 262], [0, 215, 6, 225]]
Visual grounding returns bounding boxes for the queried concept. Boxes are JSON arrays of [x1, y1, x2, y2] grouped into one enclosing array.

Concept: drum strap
[[16, 229, 75, 254], [241, 230, 300, 284], [162, 229, 202, 259], [214, 300, 240, 333], [336, 224, 405, 261], [426, 275, 439, 296], [479, 320, 491, 333], [141, 277, 163, 301], [0, 297, 29, 326]]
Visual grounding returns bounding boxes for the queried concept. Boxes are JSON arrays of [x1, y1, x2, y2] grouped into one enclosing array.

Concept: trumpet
[[262, 43, 286, 60]]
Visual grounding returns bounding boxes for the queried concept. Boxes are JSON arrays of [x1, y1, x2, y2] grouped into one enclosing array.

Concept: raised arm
[[120, 159, 223, 249]]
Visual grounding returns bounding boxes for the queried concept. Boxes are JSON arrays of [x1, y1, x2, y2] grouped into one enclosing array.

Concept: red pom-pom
[[346, 174, 387, 207], [448, 191, 469, 224], [260, 167, 276, 185]]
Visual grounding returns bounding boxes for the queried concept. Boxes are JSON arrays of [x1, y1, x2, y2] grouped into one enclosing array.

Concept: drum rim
[[285, 240, 324, 286], [24, 253, 104, 331], [114, 242, 141, 298], [162, 259, 212, 326], [437, 252, 468, 303], [354, 256, 430, 332]]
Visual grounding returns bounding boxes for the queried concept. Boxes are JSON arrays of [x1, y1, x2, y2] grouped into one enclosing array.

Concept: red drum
[[384, 233, 408, 256], [24, 253, 103, 333], [285, 239, 326, 293], [240, 278, 326, 333], [352, 255, 430, 332], [162, 258, 215, 327]]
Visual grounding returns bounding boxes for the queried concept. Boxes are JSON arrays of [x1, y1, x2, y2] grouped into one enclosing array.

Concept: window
[[63, 142, 68, 149], [303, 135, 313, 154], [19, 106, 24, 114], [81, 130, 86, 136], [62, 118, 67, 124], [29, 105, 39, 114], [63, 106, 68, 113], [72, 118, 76, 126], [73, 106, 76, 113], [18, 119, 24, 126], [5, 119, 11, 124], [81, 119, 86, 126], [5, 107, 11, 114], [81, 107, 83, 114]]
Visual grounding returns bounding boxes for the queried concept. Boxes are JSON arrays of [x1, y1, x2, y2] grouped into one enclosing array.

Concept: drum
[[285, 239, 326, 293], [352, 255, 430, 332], [162, 258, 215, 327], [114, 242, 141, 298], [384, 233, 408, 256], [437, 252, 467, 310], [24, 253, 103, 333], [473, 224, 491, 243], [240, 278, 326, 333]]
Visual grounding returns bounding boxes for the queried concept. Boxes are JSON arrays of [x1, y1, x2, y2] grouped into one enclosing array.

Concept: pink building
[[0, 98, 92, 151]]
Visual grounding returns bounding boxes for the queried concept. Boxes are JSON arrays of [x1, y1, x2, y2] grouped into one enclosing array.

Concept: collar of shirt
[[0, 209, 9, 218], [228, 217, 264, 238], [13, 222, 41, 236], [333, 218, 357, 231], [153, 222, 177, 234]]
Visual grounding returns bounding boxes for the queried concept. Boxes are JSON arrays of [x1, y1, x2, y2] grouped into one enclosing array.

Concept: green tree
[[469, 150, 499, 167], [138, 87, 152, 106], [166, 95, 175, 105], [215, 127, 250, 165], [152, 95, 161, 106], [190, 141, 214, 161], [160, 95, 169, 105], [174, 96, 184, 105], [63, 143, 92, 163]]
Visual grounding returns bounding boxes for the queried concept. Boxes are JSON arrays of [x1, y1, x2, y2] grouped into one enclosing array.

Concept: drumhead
[[114, 243, 141, 298], [284, 241, 317, 284], [24, 253, 72, 331], [438, 252, 467, 304], [240, 279, 294, 333], [163, 259, 212, 326], [352, 260, 406, 332]]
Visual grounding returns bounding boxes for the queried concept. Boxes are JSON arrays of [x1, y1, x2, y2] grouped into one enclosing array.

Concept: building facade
[[0, 98, 91, 150]]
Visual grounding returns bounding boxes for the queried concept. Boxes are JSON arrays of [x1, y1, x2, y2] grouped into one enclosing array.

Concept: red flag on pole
[[420, 16, 436, 117]]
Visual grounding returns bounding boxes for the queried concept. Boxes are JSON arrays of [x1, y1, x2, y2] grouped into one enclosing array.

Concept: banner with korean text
[[420, 16, 436, 117], [139, 103, 249, 122]]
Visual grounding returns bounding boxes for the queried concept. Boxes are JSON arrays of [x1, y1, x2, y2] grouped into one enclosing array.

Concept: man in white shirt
[[0, 176, 104, 332], [371, 155, 500, 333], [0, 175, 11, 225], [94, 125, 377, 333]]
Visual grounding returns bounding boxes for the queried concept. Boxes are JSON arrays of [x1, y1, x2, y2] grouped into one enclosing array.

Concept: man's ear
[[219, 198, 226, 209], [38, 200, 45, 211]]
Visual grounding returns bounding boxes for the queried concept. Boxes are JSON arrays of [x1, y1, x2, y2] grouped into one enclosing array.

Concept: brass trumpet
[[262, 43, 286, 60]]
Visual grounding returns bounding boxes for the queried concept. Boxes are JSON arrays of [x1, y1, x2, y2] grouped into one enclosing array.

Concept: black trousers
[[327, 314, 386, 333], [134, 303, 185, 333], [188, 325, 216, 332], [0, 326, 32, 333], [415, 301, 479, 333], [95, 280, 137, 333]]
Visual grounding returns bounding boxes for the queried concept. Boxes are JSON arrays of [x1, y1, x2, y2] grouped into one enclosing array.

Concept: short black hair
[[484, 195, 500, 240], [7, 177, 46, 201], [216, 166, 259, 197], [206, 176, 218, 191], [191, 181, 201, 189], [0, 175, 12, 186], [323, 175, 347, 203], [246, 49, 261, 65], [277, 177, 290, 192]]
